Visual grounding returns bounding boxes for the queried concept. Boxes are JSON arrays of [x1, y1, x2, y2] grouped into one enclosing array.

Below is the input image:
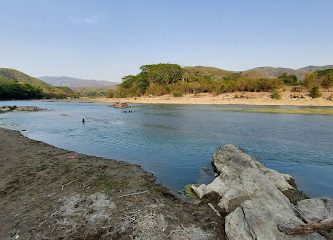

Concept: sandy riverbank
[[0, 128, 223, 239], [87, 91, 333, 107]]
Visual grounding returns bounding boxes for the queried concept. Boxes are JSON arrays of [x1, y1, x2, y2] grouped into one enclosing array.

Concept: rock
[[192, 144, 327, 240], [15, 106, 46, 111], [297, 198, 333, 222], [192, 144, 296, 211], [111, 102, 129, 108], [0, 105, 47, 112]]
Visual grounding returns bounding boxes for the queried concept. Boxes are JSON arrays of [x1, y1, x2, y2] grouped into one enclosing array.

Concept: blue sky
[[0, 0, 332, 82]]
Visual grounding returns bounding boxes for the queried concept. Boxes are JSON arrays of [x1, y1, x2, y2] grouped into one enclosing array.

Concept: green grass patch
[[184, 184, 199, 199], [96, 174, 127, 192], [238, 107, 333, 115], [200, 107, 333, 115]]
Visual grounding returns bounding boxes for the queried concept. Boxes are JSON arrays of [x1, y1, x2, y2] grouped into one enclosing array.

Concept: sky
[[0, 0, 332, 82]]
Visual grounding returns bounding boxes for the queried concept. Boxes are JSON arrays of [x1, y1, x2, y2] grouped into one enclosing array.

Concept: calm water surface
[[0, 100, 332, 197]]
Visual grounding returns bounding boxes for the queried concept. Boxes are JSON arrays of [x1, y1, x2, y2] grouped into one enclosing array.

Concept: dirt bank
[[0, 128, 224, 240], [87, 91, 333, 107]]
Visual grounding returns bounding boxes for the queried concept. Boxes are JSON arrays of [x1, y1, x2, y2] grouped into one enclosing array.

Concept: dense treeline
[[0, 81, 76, 100], [112, 64, 284, 97], [0, 82, 44, 100], [0, 68, 77, 100], [110, 64, 333, 98]]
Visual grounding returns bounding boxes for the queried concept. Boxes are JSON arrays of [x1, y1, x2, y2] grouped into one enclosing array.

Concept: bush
[[145, 83, 168, 96], [236, 78, 283, 92], [270, 89, 281, 100], [291, 86, 303, 92], [107, 89, 115, 98], [309, 87, 321, 98], [114, 87, 127, 98], [214, 80, 237, 93], [278, 73, 298, 86], [172, 91, 183, 97]]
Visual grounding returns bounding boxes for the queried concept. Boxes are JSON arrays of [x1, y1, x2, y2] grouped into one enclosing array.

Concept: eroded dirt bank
[[0, 128, 224, 240]]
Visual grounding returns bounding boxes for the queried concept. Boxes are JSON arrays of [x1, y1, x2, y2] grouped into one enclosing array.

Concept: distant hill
[[39, 76, 117, 89], [0, 68, 75, 99], [183, 66, 232, 78], [242, 65, 333, 80], [183, 65, 333, 81]]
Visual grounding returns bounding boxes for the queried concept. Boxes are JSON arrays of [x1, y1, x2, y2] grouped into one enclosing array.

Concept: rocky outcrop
[[0, 105, 47, 112], [110, 102, 129, 108], [192, 144, 329, 240], [297, 198, 333, 222]]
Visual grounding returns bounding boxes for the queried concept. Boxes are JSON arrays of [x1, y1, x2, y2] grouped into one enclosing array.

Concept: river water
[[0, 100, 332, 197]]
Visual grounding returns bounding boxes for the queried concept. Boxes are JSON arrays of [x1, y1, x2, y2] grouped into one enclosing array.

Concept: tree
[[140, 64, 183, 85], [303, 73, 318, 89], [278, 73, 298, 86], [309, 87, 321, 98]]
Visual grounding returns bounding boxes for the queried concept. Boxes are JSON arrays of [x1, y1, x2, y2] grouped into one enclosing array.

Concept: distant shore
[[87, 91, 333, 107]]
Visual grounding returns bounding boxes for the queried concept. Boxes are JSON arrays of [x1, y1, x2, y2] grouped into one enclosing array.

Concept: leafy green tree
[[319, 70, 333, 90], [140, 64, 183, 85], [278, 73, 298, 86], [0, 82, 44, 100], [303, 73, 318, 89], [309, 87, 321, 98], [270, 89, 281, 100]]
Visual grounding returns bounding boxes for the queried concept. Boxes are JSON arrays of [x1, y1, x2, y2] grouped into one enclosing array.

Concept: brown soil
[[87, 90, 333, 107], [0, 128, 225, 240]]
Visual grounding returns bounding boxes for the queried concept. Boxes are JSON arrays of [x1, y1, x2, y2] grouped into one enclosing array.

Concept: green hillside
[[0, 68, 76, 100]]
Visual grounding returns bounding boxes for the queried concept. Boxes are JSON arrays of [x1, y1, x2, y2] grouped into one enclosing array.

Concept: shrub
[[107, 89, 115, 98], [278, 73, 298, 86], [145, 83, 168, 96], [291, 86, 303, 92], [114, 87, 127, 98], [214, 80, 237, 93], [172, 91, 183, 97], [236, 78, 283, 92], [270, 89, 281, 100], [309, 87, 321, 98]]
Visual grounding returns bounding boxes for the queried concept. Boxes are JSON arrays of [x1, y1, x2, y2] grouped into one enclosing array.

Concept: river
[[0, 100, 332, 197]]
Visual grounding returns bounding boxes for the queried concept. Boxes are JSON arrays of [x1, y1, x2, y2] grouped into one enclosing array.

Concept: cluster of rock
[[110, 102, 129, 108], [0, 105, 47, 113], [191, 144, 333, 240]]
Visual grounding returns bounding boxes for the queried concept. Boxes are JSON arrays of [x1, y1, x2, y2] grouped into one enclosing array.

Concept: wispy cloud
[[67, 16, 99, 24]]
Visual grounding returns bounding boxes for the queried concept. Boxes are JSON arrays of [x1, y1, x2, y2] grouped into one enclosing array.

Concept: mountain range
[[39, 76, 117, 89], [185, 65, 333, 80], [241, 65, 333, 80]]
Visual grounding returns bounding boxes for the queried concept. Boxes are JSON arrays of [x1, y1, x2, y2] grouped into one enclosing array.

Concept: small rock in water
[[111, 102, 129, 108], [0, 105, 47, 112]]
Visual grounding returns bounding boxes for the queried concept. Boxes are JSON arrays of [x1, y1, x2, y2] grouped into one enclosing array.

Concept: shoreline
[[86, 92, 333, 107], [1, 127, 331, 239], [0, 127, 223, 239]]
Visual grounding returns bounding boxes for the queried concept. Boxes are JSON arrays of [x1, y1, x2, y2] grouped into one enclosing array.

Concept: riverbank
[[88, 91, 333, 107], [0, 128, 223, 239]]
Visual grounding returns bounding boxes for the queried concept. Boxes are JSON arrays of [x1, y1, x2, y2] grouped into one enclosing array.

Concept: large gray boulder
[[192, 144, 326, 240], [297, 198, 333, 222]]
